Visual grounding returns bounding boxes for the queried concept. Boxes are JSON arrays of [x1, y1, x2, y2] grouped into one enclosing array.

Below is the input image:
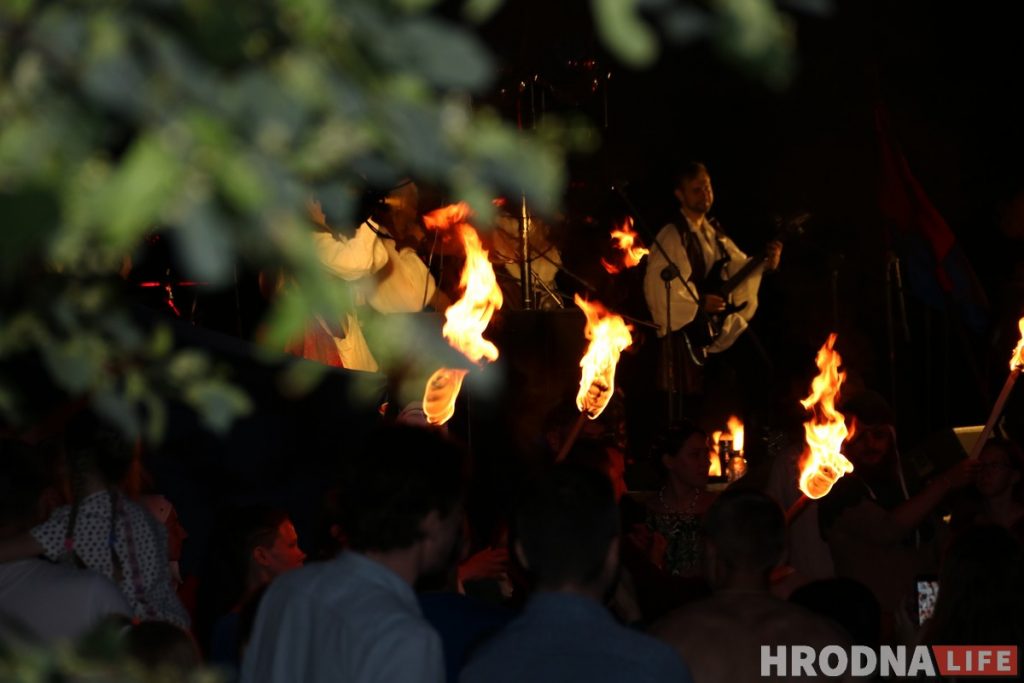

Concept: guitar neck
[[720, 254, 768, 297]]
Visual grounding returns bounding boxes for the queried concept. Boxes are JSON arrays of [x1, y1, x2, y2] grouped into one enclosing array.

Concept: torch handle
[[555, 411, 590, 463], [967, 368, 1021, 459], [784, 493, 811, 526]]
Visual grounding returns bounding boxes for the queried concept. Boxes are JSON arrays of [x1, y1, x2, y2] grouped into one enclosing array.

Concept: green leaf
[[0, 0, 36, 21], [0, 188, 60, 285], [186, 379, 253, 433], [592, 0, 659, 68], [171, 201, 235, 285], [463, 0, 503, 23], [147, 324, 174, 358], [41, 335, 107, 393], [379, 18, 494, 91], [711, 0, 796, 88], [167, 349, 211, 382], [277, 359, 326, 399], [95, 134, 185, 249]]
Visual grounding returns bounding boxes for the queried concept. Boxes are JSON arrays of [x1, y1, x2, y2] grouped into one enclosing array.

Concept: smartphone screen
[[916, 578, 939, 625]]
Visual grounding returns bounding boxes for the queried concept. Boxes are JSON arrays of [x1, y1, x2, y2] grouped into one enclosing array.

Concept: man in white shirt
[[643, 162, 781, 417], [242, 425, 464, 683]]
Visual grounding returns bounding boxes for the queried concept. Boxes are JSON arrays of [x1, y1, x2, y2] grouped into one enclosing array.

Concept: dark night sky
[[464, 0, 1024, 438]]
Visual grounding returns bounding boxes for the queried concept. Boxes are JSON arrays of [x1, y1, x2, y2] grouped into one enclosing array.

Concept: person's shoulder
[[9, 559, 128, 607], [650, 595, 733, 646]]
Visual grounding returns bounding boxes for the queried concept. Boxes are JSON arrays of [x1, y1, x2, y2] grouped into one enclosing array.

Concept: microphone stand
[[520, 193, 534, 310], [663, 268, 677, 422]]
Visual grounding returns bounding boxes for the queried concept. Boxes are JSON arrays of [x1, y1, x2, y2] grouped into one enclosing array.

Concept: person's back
[[242, 425, 465, 683], [653, 591, 850, 683], [463, 590, 687, 683], [461, 464, 691, 683], [245, 551, 443, 682], [0, 557, 129, 644], [653, 490, 853, 683]]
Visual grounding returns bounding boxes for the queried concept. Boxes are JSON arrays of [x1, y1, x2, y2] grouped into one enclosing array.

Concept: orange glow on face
[[1011, 317, 1024, 371], [574, 294, 633, 419], [421, 203, 504, 426], [601, 217, 649, 274], [797, 334, 854, 499]]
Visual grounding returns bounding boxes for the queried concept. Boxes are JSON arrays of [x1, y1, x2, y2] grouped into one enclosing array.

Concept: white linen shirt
[[242, 551, 445, 683], [643, 213, 762, 353]]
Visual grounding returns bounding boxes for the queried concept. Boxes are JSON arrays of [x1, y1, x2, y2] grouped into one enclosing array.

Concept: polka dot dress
[[31, 491, 189, 628]]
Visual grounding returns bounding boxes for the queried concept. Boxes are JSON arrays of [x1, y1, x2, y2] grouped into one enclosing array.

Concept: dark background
[[118, 0, 1024, 573], [460, 0, 1024, 448]]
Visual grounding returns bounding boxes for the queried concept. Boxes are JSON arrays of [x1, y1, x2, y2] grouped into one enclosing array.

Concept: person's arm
[[315, 224, 389, 280], [643, 225, 697, 335], [885, 459, 973, 535], [835, 461, 973, 545], [0, 532, 44, 563]]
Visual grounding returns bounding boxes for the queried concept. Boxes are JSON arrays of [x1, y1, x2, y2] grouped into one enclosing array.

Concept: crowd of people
[[2, 164, 1023, 681], [1, 396, 1022, 681]]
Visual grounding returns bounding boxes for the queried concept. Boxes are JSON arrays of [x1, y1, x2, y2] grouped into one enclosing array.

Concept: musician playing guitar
[[642, 162, 782, 412]]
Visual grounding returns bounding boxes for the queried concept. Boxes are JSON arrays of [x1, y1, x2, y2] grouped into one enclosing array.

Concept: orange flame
[[797, 334, 854, 499], [601, 217, 649, 274], [421, 203, 504, 425], [574, 294, 633, 419], [711, 416, 746, 479], [423, 368, 468, 426], [1011, 317, 1024, 371]]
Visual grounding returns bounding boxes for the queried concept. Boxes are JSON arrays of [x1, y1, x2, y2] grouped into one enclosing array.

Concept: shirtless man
[[652, 491, 853, 683]]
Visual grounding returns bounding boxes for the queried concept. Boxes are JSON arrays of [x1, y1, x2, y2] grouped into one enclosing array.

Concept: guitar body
[[679, 255, 749, 353], [676, 211, 807, 359]]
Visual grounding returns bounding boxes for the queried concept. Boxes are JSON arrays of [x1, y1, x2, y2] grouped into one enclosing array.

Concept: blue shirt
[[461, 591, 692, 683], [242, 551, 444, 683]]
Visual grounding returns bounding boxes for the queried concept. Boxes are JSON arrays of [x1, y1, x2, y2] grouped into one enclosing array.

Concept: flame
[[423, 368, 468, 426], [574, 294, 633, 419], [710, 416, 746, 479], [709, 430, 724, 477], [797, 334, 854, 499], [1012, 317, 1024, 371], [421, 203, 504, 425], [601, 217, 649, 274]]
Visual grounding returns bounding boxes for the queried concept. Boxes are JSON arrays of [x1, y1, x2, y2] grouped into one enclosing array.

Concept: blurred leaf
[[277, 359, 327, 399], [81, 13, 147, 117], [41, 335, 107, 393], [96, 134, 186, 248], [171, 201, 235, 285], [147, 324, 174, 358], [185, 378, 253, 433], [0, 0, 36, 21], [463, 0, 503, 23], [592, 0, 659, 68], [779, 0, 834, 15], [711, 0, 796, 88], [167, 349, 211, 381], [393, 0, 441, 11], [0, 188, 59, 284], [663, 6, 713, 43], [395, 18, 494, 91], [260, 287, 311, 350]]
